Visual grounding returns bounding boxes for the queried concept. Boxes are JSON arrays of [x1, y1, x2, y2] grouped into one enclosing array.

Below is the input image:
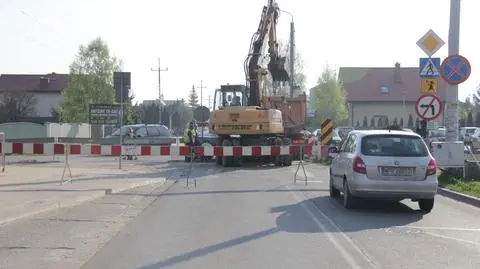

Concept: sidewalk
[[0, 162, 167, 226]]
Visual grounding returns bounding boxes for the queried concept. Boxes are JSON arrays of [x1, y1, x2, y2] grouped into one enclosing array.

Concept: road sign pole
[[445, 0, 461, 142], [119, 79, 123, 170]]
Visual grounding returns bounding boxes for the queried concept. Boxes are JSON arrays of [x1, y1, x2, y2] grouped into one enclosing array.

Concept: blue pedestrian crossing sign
[[419, 58, 440, 78]]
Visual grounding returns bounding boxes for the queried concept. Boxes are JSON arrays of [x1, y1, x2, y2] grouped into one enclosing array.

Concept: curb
[[438, 187, 480, 208], [0, 178, 167, 227]]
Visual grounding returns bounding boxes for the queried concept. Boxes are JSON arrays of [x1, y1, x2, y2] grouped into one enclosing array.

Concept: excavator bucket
[[268, 56, 290, 82]]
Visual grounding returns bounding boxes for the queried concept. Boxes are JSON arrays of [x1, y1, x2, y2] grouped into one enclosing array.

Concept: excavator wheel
[[216, 138, 223, 166], [282, 137, 293, 167], [273, 137, 284, 167], [232, 139, 242, 167], [221, 139, 233, 167]]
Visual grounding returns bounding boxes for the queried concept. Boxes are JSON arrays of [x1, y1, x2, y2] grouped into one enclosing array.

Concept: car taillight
[[426, 159, 437, 176], [353, 157, 367, 174]]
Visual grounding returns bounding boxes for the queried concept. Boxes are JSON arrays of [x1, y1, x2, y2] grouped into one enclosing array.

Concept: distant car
[[313, 129, 343, 152], [329, 130, 438, 212], [102, 124, 174, 145]]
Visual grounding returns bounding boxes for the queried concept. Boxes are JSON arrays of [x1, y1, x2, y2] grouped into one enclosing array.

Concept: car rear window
[[361, 134, 429, 157]]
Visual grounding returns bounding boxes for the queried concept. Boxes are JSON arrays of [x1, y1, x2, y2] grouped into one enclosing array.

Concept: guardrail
[[3, 137, 184, 145]]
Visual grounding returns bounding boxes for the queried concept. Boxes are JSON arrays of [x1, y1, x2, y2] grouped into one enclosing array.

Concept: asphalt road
[[74, 161, 480, 269]]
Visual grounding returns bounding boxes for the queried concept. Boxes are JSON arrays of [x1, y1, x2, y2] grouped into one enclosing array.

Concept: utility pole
[[196, 80, 206, 106], [445, 0, 461, 142], [208, 95, 211, 110], [151, 58, 168, 124], [289, 20, 295, 97]]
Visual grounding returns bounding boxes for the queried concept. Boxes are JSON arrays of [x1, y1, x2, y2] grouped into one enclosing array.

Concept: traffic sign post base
[[431, 141, 464, 177]]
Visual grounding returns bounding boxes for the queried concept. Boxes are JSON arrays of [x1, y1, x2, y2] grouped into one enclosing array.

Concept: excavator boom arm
[[244, 0, 289, 107]]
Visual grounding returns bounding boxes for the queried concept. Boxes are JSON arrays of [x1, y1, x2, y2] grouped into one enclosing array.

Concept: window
[[341, 133, 356, 153], [146, 126, 160, 136], [214, 89, 244, 110], [361, 134, 428, 157], [380, 86, 389, 93], [111, 126, 128, 136], [157, 126, 171, 136], [135, 127, 148, 137], [466, 128, 476, 134]]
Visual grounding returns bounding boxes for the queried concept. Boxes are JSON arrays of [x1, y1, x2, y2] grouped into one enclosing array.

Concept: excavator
[[209, 0, 307, 167]]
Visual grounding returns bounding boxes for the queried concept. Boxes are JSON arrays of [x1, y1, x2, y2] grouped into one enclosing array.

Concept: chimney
[[39, 77, 50, 89], [394, 62, 402, 83]]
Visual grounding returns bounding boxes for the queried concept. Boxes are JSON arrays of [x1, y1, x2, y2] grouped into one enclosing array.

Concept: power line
[[150, 57, 168, 124]]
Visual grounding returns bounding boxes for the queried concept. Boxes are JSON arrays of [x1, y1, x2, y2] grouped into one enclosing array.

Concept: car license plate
[[381, 167, 413, 177]]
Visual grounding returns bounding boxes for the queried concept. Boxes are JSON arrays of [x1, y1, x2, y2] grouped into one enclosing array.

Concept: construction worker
[[183, 121, 197, 162]]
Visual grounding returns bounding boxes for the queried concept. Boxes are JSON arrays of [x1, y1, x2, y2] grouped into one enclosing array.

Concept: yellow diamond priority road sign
[[416, 29, 445, 57]]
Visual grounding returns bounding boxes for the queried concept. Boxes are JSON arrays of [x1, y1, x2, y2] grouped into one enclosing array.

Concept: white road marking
[[288, 186, 378, 269], [423, 231, 480, 247], [401, 226, 480, 232]]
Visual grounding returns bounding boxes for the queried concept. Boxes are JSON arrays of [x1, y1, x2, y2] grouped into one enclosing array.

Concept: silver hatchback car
[[329, 130, 438, 212]]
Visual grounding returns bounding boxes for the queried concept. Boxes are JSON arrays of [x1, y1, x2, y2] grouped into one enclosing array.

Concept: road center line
[[288, 186, 378, 269]]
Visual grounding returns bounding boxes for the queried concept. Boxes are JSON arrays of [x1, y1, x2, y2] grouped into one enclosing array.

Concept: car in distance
[[329, 129, 438, 212]]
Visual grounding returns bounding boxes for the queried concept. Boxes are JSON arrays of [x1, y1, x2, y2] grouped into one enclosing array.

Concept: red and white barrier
[[0, 143, 314, 157]]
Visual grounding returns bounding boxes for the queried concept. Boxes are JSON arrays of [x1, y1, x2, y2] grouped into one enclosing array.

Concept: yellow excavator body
[[209, 106, 284, 136]]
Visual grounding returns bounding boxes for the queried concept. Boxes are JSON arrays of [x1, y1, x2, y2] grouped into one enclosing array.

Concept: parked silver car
[[329, 130, 438, 212]]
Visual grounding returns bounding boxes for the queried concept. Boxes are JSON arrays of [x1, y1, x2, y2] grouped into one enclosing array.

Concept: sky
[[0, 0, 478, 107]]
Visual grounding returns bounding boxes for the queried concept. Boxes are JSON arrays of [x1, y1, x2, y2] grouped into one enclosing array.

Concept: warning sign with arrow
[[415, 94, 442, 121], [419, 57, 440, 78]]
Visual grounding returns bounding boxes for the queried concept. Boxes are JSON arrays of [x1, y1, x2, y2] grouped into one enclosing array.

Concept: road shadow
[[273, 196, 423, 234], [137, 193, 422, 269]]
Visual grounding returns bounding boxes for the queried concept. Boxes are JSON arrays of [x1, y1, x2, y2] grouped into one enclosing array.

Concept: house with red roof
[[338, 62, 447, 129], [0, 73, 68, 118]]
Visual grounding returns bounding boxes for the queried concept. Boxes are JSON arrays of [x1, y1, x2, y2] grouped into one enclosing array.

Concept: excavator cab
[[213, 84, 248, 111]]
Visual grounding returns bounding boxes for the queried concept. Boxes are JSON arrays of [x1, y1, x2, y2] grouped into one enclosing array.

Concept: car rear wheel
[[343, 180, 356, 209], [418, 198, 434, 212], [329, 172, 340, 198]]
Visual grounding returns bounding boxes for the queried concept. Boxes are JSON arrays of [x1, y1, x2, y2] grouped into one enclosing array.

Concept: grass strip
[[438, 170, 480, 198]]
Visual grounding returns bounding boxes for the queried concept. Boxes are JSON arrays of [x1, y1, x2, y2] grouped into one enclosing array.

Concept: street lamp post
[[280, 9, 295, 97]]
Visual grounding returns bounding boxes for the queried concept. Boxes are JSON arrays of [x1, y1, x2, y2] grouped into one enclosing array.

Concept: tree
[[0, 89, 37, 122], [188, 85, 199, 108], [399, 117, 404, 127], [476, 111, 480, 126], [467, 111, 474, 126], [460, 97, 475, 123], [362, 116, 368, 128], [309, 66, 348, 125], [370, 118, 375, 128], [58, 37, 122, 123], [384, 117, 389, 127], [393, 117, 398, 126], [472, 86, 480, 107], [377, 117, 383, 128], [408, 114, 414, 129]]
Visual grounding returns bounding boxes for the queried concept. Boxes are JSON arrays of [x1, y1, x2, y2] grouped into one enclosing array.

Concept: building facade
[[338, 63, 447, 129], [0, 73, 68, 118]]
